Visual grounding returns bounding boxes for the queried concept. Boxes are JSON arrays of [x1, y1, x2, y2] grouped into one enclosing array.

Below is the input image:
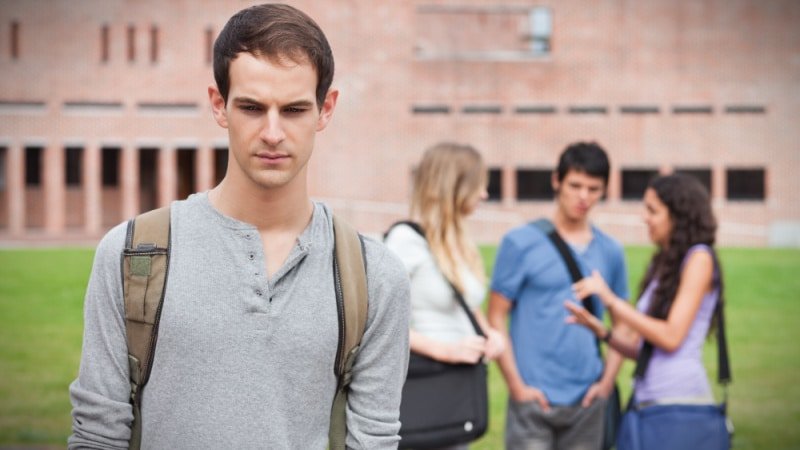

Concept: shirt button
[[248, 253, 255, 260], [255, 289, 263, 297]]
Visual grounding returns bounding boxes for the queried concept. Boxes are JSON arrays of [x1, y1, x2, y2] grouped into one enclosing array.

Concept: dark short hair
[[556, 141, 610, 185], [213, 3, 334, 108]]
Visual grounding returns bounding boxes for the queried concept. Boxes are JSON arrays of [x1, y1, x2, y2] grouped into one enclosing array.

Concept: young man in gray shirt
[[68, 4, 411, 449]]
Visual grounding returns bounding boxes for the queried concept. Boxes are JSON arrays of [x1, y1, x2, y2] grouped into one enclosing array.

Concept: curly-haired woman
[[565, 173, 729, 449]]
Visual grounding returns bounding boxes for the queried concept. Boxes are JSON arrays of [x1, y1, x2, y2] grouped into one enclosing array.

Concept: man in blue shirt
[[489, 142, 628, 450]]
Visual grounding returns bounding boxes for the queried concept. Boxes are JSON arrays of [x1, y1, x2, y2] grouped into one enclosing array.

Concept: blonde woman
[[385, 142, 505, 450]]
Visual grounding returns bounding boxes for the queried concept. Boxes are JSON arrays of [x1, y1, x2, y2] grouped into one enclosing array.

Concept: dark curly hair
[[638, 173, 719, 320]]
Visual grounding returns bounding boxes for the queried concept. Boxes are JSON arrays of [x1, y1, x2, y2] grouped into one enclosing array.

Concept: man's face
[[552, 170, 606, 221], [209, 52, 337, 193]]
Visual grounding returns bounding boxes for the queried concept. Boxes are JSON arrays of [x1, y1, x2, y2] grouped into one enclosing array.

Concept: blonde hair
[[411, 142, 487, 293]]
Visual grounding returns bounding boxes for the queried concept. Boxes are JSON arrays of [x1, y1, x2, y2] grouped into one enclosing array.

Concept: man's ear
[[551, 171, 561, 194], [316, 88, 339, 132], [209, 85, 228, 129]]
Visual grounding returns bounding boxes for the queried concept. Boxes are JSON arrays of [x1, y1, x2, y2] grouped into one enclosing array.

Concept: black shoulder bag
[[387, 222, 489, 449], [531, 218, 622, 450]]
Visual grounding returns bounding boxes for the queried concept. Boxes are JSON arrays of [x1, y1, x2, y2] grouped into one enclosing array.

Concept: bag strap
[[531, 219, 597, 316], [385, 221, 484, 337], [328, 214, 369, 450], [531, 219, 602, 356], [122, 206, 171, 450]]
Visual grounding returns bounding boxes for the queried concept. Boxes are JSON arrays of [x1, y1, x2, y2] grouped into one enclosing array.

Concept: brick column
[[502, 165, 516, 207], [158, 146, 177, 207], [7, 144, 25, 236], [196, 145, 215, 193], [43, 144, 66, 234], [121, 144, 140, 219], [606, 165, 620, 202], [84, 143, 102, 235]]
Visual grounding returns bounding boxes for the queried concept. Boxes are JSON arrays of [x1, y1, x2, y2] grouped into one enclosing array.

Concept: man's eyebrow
[[231, 97, 315, 108], [231, 96, 262, 105], [283, 100, 315, 108]]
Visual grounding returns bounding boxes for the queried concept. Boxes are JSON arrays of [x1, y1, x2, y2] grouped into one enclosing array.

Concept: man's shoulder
[[590, 225, 625, 255], [501, 221, 549, 248]]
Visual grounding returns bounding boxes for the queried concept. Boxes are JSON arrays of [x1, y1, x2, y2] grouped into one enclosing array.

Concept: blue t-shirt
[[491, 221, 629, 405]]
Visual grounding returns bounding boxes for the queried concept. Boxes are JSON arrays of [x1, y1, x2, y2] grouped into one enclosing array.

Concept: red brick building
[[1, 0, 798, 246]]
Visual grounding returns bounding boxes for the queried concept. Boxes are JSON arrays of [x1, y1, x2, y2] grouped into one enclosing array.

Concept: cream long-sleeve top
[[384, 223, 486, 342]]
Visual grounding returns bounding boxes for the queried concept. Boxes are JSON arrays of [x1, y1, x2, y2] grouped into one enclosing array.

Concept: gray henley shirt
[[68, 192, 411, 449]]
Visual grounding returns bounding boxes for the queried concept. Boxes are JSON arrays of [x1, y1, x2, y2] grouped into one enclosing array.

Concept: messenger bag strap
[[531, 219, 601, 355], [385, 221, 484, 337]]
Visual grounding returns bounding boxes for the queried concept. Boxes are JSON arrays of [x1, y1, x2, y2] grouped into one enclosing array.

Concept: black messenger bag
[[399, 346, 488, 448]]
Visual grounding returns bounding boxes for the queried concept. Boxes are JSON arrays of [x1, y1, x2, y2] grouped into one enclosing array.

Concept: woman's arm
[[409, 329, 486, 364], [573, 250, 714, 352], [473, 308, 506, 361], [564, 302, 641, 358]]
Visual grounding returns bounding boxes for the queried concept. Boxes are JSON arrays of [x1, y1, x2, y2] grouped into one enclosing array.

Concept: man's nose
[[260, 111, 285, 146]]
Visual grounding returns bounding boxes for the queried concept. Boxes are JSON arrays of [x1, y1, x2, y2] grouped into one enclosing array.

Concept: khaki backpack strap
[[328, 214, 369, 450], [122, 206, 171, 450]]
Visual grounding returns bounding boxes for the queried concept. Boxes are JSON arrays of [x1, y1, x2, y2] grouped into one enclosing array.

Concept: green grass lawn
[[1, 246, 799, 448]]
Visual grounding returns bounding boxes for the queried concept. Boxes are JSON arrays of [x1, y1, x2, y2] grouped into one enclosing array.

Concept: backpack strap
[[121, 206, 171, 450], [329, 214, 369, 450]]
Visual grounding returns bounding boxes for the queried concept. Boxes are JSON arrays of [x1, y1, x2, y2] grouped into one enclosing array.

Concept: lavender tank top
[[634, 244, 719, 403]]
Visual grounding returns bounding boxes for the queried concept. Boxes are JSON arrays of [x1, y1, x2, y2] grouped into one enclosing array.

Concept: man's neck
[[552, 208, 592, 244], [209, 178, 313, 232]]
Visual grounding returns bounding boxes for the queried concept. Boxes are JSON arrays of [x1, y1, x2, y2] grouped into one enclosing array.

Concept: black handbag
[[532, 219, 622, 450], [391, 222, 489, 449]]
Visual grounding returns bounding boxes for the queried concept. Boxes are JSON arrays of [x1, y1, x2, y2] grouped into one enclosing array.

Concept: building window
[[568, 105, 608, 115], [100, 24, 110, 62], [150, 25, 159, 63], [672, 105, 713, 114], [516, 169, 553, 201], [214, 147, 228, 185], [177, 148, 196, 200], [102, 147, 120, 187], [415, 5, 553, 60], [515, 105, 557, 115], [412, 104, 450, 115], [620, 105, 660, 115], [65, 146, 83, 187], [675, 167, 712, 195], [139, 148, 158, 212], [25, 146, 43, 187], [727, 168, 765, 201], [462, 105, 502, 115], [725, 105, 766, 115], [487, 168, 502, 202], [127, 24, 136, 62], [205, 27, 214, 64], [10, 20, 20, 59], [528, 7, 552, 55], [621, 168, 658, 200]]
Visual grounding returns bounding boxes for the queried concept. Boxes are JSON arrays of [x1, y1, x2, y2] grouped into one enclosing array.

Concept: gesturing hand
[[572, 270, 612, 301], [564, 301, 605, 338]]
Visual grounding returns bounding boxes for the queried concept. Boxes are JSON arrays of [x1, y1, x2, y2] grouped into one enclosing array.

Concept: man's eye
[[240, 105, 260, 112], [285, 107, 306, 114]]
